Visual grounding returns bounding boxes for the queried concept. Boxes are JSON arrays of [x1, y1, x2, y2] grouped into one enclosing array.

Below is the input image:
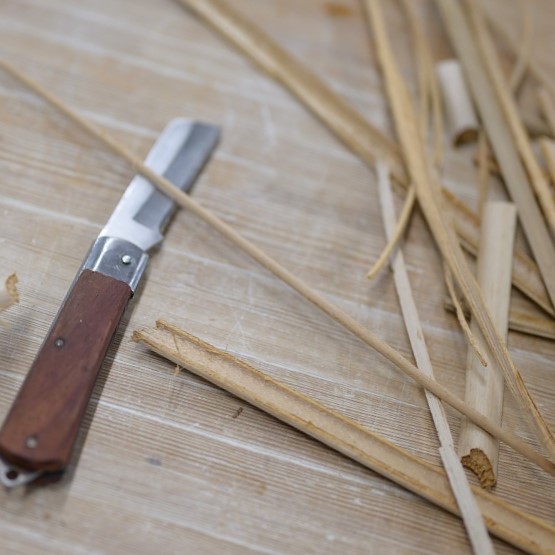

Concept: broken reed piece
[[436, 59, 479, 146], [459, 202, 517, 489], [364, 0, 555, 462], [443, 263, 488, 369], [465, 0, 555, 237], [436, 0, 555, 314], [444, 296, 555, 342], [0, 274, 19, 314], [376, 162, 494, 555], [175, 0, 554, 317], [133, 321, 555, 555], [366, 185, 415, 280], [3, 59, 554, 476]]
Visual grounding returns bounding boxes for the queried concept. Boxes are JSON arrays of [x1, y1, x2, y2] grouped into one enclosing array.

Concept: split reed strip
[[175, 0, 554, 316], [465, 0, 555, 236], [133, 321, 555, 555], [459, 202, 516, 489], [376, 162, 494, 555], [363, 0, 555, 461], [0, 274, 18, 313], [444, 298, 555, 342], [2, 59, 553, 475]]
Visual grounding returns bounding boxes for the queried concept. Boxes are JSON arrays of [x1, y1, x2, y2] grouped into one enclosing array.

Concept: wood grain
[[0, 1, 554, 554]]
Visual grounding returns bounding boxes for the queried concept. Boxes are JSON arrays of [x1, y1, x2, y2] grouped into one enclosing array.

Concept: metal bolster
[[81, 237, 149, 293]]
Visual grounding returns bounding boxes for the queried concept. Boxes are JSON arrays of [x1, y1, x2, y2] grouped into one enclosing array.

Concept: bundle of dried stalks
[[363, 0, 555, 462]]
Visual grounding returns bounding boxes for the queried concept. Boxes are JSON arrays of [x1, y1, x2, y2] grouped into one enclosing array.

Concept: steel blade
[[100, 119, 219, 251]]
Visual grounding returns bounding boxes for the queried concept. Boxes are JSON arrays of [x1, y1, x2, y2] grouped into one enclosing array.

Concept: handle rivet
[[54, 338, 65, 348], [121, 254, 132, 265], [26, 436, 38, 449]]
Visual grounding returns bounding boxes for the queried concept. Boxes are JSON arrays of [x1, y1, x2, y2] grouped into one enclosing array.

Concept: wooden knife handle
[[0, 269, 131, 472]]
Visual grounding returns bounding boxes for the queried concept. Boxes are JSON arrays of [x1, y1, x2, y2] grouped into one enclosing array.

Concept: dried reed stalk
[[133, 320, 555, 555], [465, 0, 555, 236], [364, 0, 555, 461], [0, 274, 19, 313], [376, 162, 494, 555], [175, 0, 554, 316], [459, 202, 516, 489], [2, 59, 553, 475]]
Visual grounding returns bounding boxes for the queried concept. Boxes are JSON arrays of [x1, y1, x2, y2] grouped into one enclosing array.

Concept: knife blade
[[0, 118, 219, 487]]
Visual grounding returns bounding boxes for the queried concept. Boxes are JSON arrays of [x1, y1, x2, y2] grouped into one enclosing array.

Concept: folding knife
[[0, 118, 219, 487]]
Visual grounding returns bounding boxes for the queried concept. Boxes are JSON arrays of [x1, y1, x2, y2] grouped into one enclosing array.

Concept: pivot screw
[[26, 435, 38, 449], [121, 254, 132, 265]]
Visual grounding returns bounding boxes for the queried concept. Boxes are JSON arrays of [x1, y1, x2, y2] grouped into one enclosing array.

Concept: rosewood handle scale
[[0, 270, 131, 472]]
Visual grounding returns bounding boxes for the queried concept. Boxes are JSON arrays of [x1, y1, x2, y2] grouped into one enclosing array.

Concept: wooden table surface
[[1, 0, 554, 553]]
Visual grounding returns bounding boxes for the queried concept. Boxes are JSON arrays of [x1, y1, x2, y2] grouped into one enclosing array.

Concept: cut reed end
[[461, 448, 496, 489], [454, 128, 479, 147], [0, 273, 19, 312]]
